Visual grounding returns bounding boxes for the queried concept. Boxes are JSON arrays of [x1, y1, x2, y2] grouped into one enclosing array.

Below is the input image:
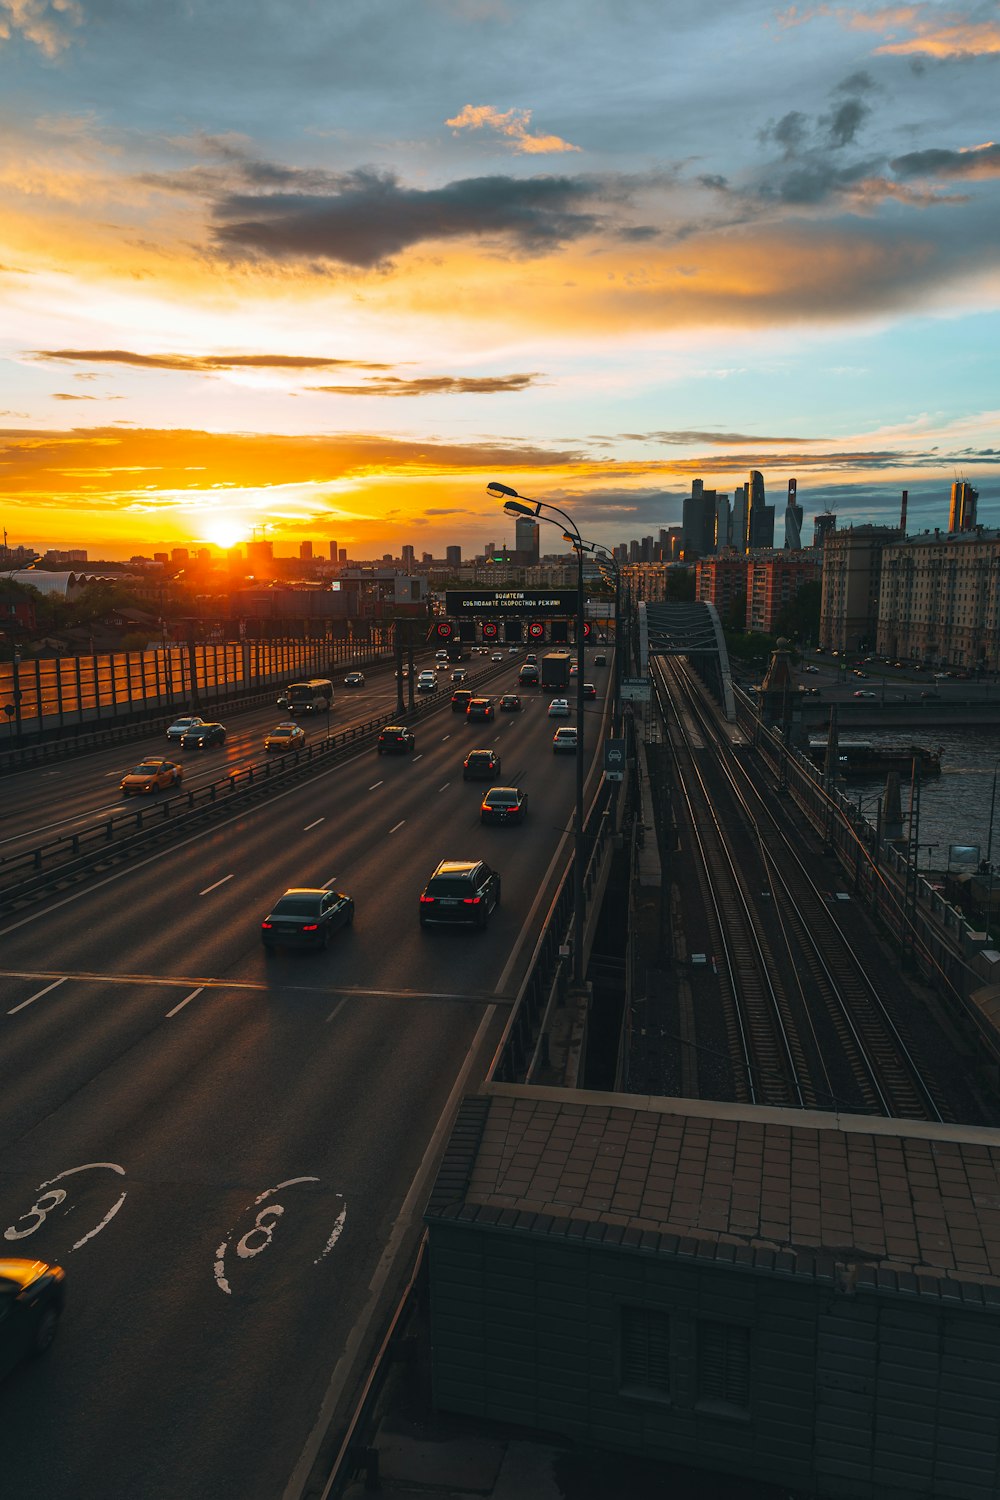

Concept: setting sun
[[200, 520, 249, 550]]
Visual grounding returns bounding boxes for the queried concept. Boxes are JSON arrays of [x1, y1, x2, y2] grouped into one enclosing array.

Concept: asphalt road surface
[[0, 651, 611, 1500]]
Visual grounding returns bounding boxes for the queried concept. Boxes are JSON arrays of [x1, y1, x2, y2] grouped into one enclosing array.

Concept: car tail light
[[261, 921, 273, 929], [419, 894, 435, 904], [462, 896, 481, 905], [301, 923, 319, 932]]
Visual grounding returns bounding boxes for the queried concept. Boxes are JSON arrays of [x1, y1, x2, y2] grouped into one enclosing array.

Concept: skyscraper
[[748, 471, 768, 548], [949, 481, 978, 533], [299, 540, 313, 561], [446, 545, 462, 569], [784, 478, 803, 550], [813, 512, 837, 548], [402, 544, 415, 569], [515, 516, 539, 564], [329, 540, 339, 562], [733, 485, 749, 553]]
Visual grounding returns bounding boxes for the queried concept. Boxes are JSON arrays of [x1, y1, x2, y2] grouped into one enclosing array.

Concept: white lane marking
[[441, 734, 450, 741], [438, 783, 450, 792], [304, 818, 325, 831], [167, 986, 204, 1017], [8, 977, 66, 1014], [322, 876, 338, 889], [315, 1202, 348, 1263], [325, 996, 349, 1025], [368, 781, 383, 790], [412, 753, 422, 762], [388, 820, 405, 834], [199, 874, 234, 896]]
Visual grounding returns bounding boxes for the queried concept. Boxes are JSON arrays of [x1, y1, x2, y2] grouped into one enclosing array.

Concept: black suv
[[466, 697, 494, 722], [377, 725, 415, 754], [419, 859, 501, 929], [451, 689, 473, 714]]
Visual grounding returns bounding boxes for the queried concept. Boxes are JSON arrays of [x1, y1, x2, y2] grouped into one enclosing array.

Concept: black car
[[594, 653, 607, 666], [260, 887, 354, 949], [582, 683, 597, 700], [481, 787, 527, 825], [419, 859, 501, 929], [451, 689, 473, 713], [0, 1258, 66, 1377], [180, 721, 226, 749], [499, 694, 522, 712], [466, 698, 494, 722], [518, 666, 539, 687], [378, 725, 415, 754], [463, 749, 502, 781]]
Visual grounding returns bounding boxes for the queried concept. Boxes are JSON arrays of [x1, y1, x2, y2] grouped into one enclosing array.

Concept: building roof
[[426, 1086, 1000, 1301], [7, 569, 119, 596]]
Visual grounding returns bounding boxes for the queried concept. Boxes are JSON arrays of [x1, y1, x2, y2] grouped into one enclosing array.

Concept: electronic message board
[[445, 589, 580, 616]]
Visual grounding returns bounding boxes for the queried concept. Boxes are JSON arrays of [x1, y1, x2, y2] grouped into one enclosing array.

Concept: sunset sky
[[2, 0, 998, 560]]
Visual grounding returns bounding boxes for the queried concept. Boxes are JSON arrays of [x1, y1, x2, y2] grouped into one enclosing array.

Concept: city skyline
[[1, 2, 998, 558]]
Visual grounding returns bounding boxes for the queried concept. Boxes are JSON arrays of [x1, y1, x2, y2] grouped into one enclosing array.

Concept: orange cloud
[[445, 104, 581, 155], [848, 5, 1000, 58]]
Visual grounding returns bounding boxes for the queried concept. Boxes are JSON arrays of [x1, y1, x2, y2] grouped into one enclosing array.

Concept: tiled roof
[[426, 1087, 1000, 1299]]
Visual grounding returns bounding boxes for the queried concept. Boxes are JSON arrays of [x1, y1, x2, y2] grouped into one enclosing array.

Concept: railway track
[[653, 656, 948, 1122]]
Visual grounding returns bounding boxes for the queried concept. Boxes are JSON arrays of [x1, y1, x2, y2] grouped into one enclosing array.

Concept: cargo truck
[[541, 651, 572, 690]]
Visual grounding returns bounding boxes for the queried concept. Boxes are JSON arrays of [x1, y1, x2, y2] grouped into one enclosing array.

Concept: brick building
[[878, 529, 1000, 670]]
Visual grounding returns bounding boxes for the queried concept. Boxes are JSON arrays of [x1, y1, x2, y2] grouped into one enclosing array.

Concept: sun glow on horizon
[[199, 519, 250, 550]]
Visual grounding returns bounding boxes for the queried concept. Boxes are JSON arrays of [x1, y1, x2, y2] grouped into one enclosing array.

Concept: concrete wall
[[428, 1220, 1000, 1498]]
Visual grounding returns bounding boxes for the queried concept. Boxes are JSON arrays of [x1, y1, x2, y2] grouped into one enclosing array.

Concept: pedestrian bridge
[[638, 601, 736, 721]]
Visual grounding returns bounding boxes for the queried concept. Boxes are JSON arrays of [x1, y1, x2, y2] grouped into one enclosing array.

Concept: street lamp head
[[503, 498, 541, 518], [487, 481, 519, 500]]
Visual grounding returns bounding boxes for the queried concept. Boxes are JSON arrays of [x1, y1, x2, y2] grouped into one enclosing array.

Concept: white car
[[451, 668, 468, 682], [491, 652, 503, 661], [416, 671, 437, 693], [552, 727, 579, 753], [166, 715, 205, 741], [548, 698, 571, 717], [853, 690, 877, 699]]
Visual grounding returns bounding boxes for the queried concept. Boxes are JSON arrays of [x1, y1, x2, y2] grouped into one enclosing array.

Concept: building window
[[619, 1305, 670, 1400], [697, 1321, 751, 1416]]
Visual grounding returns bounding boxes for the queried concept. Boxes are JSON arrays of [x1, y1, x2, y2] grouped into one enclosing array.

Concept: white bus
[[278, 679, 334, 715]]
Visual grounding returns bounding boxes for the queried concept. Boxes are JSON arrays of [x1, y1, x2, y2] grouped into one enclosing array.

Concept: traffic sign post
[[604, 739, 626, 781]]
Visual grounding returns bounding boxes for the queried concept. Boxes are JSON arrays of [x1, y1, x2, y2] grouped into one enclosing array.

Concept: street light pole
[[488, 482, 587, 986]]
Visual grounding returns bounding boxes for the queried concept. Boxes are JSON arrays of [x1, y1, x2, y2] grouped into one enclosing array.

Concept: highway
[[0, 650, 610, 1500]]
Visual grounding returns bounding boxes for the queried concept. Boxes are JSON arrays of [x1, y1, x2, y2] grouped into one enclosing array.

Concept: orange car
[[120, 758, 183, 796]]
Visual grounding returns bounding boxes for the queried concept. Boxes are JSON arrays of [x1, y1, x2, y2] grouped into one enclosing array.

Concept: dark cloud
[[211, 168, 620, 268], [617, 429, 825, 446], [891, 142, 1000, 179], [835, 71, 875, 95], [309, 373, 539, 397], [768, 112, 809, 158], [824, 99, 870, 149], [34, 349, 392, 372]]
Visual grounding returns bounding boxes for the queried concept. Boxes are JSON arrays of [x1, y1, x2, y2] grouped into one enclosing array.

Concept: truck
[[541, 651, 572, 690]]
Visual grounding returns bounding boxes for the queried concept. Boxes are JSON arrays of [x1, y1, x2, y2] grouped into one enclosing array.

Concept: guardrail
[[486, 775, 615, 1084], [0, 662, 510, 910]]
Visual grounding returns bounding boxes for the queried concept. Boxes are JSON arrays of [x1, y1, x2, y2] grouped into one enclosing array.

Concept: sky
[[1, 0, 999, 561]]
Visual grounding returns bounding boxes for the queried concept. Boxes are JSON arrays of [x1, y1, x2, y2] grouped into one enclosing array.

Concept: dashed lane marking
[[199, 874, 234, 896], [7, 976, 66, 1014], [166, 986, 204, 1018], [388, 820, 405, 833], [304, 818, 325, 831], [368, 781, 383, 790]]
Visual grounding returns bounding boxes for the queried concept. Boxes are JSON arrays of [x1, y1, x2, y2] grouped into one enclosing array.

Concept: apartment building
[[819, 525, 901, 653], [878, 528, 1000, 669], [747, 553, 820, 634], [695, 554, 748, 623]]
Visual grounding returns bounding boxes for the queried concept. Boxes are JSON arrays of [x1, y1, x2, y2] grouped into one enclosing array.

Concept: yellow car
[[264, 722, 306, 753], [120, 758, 183, 796]]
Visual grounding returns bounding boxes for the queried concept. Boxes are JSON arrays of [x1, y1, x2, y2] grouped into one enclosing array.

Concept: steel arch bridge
[[637, 601, 736, 721]]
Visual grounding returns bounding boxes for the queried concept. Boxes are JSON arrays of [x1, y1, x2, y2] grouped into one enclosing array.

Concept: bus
[[278, 679, 334, 716]]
